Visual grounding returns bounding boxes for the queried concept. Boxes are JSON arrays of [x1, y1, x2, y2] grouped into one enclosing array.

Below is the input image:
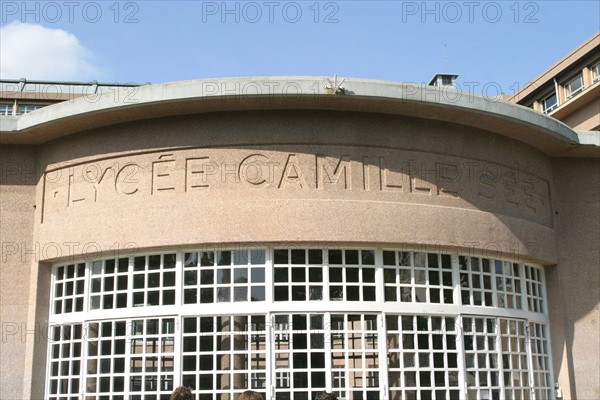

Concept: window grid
[[47, 247, 554, 400], [132, 253, 176, 307], [524, 265, 545, 313], [272, 313, 328, 399], [47, 324, 83, 400], [183, 249, 267, 304], [327, 249, 376, 302], [386, 314, 460, 400], [84, 317, 176, 399], [273, 248, 325, 302], [17, 104, 43, 114], [494, 261, 523, 310], [84, 320, 128, 399], [383, 251, 454, 304], [529, 322, 553, 399], [0, 104, 12, 116], [459, 256, 495, 307], [330, 314, 381, 400], [53, 263, 86, 314], [462, 317, 501, 400], [499, 319, 530, 399], [89, 258, 130, 310], [181, 315, 268, 400], [273, 248, 377, 302]]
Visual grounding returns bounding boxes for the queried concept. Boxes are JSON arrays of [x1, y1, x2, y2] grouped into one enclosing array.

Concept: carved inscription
[[42, 148, 552, 226]]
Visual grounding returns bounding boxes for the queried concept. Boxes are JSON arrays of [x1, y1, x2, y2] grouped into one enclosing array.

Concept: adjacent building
[[507, 32, 600, 131]]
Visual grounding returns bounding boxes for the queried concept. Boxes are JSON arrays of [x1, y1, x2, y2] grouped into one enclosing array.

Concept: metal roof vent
[[428, 73, 459, 87]]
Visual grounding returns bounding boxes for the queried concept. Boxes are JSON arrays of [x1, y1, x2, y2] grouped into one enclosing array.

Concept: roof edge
[[0, 76, 596, 156]]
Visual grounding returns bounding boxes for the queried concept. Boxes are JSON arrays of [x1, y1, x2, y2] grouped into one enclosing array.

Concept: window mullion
[[172, 317, 182, 389], [265, 312, 274, 400], [451, 253, 462, 311], [265, 246, 274, 303], [378, 312, 389, 400], [524, 321, 537, 399], [517, 263, 526, 312], [497, 318, 508, 400], [324, 312, 333, 392], [456, 315, 468, 400]]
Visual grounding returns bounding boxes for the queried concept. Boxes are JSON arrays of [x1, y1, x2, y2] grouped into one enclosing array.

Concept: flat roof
[[0, 76, 597, 157]]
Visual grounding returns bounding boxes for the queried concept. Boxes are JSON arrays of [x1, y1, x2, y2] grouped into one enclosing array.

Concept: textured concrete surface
[[0, 146, 37, 400], [549, 158, 600, 400], [33, 111, 557, 264]]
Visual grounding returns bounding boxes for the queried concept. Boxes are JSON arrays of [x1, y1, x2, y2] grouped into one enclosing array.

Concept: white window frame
[[46, 246, 555, 400], [16, 104, 42, 115], [591, 62, 600, 83], [0, 104, 13, 116], [540, 92, 558, 113], [564, 73, 584, 99]]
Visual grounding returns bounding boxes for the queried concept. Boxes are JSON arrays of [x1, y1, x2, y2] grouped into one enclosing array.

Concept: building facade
[[0, 73, 598, 400], [507, 32, 600, 131]]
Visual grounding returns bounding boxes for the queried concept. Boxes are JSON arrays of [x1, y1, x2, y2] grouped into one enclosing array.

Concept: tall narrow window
[[591, 62, 600, 83]]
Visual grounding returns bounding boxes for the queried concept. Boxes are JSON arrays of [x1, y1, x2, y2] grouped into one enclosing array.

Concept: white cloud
[[0, 22, 101, 80]]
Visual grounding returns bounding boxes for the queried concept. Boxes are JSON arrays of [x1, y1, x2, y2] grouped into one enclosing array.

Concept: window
[[53, 263, 86, 314], [387, 315, 460, 400], [131, 253, 176, 307], [0, 104, 12, 116], [183, 249, 266, 304], [525, 265, 545, 313], [591, 62, 600, 83], [384, 251, 453, 304], [47, 324, 83, 399], [273, 248, 377, 302], [462, 317, 500, 399], [564, 73, 584, 99], [47, 247, 553, 400], [17, 104, 43, 115], [540, 92, 558, 113], [181, 315, 267, 398], [89, 257, 129, 310], [459, 257, 525, 309]]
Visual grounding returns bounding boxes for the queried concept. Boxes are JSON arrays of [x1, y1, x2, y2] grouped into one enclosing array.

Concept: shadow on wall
[[548, 158, 600, 400]]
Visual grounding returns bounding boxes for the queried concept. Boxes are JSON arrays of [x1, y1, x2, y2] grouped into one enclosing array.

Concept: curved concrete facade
[[36, 110, 557, 262], [1, 77, 598, 399]]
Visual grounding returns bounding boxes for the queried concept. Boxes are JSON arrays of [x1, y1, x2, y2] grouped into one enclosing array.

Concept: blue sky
[[1, 1, 599, 95]]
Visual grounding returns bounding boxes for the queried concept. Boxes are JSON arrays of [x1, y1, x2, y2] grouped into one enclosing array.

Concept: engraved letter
[[152, 154, 176, 194], [115, 163, 140, 195], [316, 155, 351, 189], [186, 157, 210, 191], [239, 154, 271, 186], [378, 157, 404, 191], [278, 154, 307, 189]]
